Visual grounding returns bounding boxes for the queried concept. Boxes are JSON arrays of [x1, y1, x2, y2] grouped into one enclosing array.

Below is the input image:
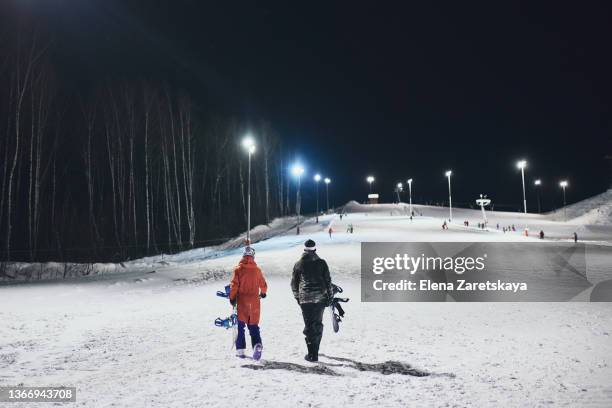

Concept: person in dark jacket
[[291, 239, 333, 362]]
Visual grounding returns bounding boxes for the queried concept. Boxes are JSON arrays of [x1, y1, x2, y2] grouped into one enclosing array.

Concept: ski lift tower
[[476, 194, 491, 226]]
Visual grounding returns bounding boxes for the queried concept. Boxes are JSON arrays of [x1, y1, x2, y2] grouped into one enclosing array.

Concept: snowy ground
[[2, 205, 612, 407]]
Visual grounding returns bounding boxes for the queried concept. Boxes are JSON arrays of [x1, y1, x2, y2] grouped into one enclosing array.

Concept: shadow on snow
[[241, 360, 340, 376], [242, 355, 444, 378]]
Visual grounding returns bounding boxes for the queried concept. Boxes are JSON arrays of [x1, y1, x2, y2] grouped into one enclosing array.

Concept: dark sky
[[12, 0, 612, 211]]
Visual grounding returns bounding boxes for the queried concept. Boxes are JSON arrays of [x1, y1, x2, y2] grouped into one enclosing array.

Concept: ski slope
[[1, 205, 612, 407], [548, 189, 612, 225]]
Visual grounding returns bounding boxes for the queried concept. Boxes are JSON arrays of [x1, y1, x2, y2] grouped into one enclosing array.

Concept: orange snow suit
[[229, 256, 268, 325]]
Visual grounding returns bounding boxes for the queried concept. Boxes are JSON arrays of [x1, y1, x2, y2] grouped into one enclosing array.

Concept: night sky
[[11, 1, 612, 211]]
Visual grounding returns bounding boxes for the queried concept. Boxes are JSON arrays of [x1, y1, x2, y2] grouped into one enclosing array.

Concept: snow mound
[[342, 200, 413, 215], [549, 189, 612, 225], [0, 262, 127, 282]]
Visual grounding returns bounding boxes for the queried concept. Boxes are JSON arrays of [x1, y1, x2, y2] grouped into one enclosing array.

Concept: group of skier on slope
[[228, 238, 334, 362]]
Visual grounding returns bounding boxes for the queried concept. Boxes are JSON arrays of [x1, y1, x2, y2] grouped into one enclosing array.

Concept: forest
[[0, 29, 296, 264]]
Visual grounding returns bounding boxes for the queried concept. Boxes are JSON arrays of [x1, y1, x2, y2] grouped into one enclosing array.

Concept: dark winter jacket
[[291, 251, 333, 305]]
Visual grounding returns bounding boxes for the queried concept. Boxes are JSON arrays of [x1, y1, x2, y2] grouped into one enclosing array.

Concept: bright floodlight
[[559, 180, 568, 188], [291, 164, 305, 177], [366, 176, 375, 183], [314, 174, 321, 182], [242, 135, 255, 153], [324, 177, 331, 184], [534, 179, 541, 186], [517, 160, 527, 169], [407, 178, 413, 184], [397, 182, 403, 189], [445, 170, 452, 177]]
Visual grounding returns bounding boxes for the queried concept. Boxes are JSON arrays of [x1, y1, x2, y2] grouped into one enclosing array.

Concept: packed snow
[[1, 203, 612, 407], [548, 189, 612, 225]]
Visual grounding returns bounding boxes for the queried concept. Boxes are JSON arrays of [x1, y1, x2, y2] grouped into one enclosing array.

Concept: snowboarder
[[539, 230, 545, 239], [229, 246, 268, 359], [291, 239, 334, 362]]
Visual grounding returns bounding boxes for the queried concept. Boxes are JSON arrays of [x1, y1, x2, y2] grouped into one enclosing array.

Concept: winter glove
[[229, 297, 237, 307], [260, 293, 267, 299]]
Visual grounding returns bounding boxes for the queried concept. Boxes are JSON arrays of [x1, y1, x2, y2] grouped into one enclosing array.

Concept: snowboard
[[329, 284, 349, 333], [329, 305, 340, 333], [214, 285, 238, 349]]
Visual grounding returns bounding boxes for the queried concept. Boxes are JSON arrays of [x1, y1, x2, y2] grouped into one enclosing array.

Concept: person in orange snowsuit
[[229, 246, 268, 358]]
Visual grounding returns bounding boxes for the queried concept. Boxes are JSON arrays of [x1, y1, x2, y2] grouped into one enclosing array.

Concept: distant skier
[[328, 227, 333, 238], [442, 221, 448, 230], [291, 239, 334, 362], [573, 232, 578, 243], [229, 246, 268, 359], [539, 230, 544, 239]]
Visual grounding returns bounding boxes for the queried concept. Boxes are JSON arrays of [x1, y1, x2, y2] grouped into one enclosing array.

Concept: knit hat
[[243, 246, 255, 257], [304, 239, 316, 251]]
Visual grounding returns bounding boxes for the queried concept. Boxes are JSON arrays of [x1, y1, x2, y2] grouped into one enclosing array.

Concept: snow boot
[[304, 340, 318, 362], [253, 343, 263, 361], [236, 349, 246, 359]]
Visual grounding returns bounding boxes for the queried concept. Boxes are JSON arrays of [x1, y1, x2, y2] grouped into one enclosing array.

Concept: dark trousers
[[300, 303, 326, 348], [236, 320, 262, 350]]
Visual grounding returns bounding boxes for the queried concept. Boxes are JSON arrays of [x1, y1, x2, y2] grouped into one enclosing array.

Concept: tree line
[[0, 32, 296, 263]]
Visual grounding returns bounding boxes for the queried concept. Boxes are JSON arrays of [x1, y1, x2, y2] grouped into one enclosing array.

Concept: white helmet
[[243, 246, 255, 257]]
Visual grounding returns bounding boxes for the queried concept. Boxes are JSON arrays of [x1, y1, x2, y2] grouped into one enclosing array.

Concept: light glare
[[291, 164, 305, 177], [242, 135, 255, 150]]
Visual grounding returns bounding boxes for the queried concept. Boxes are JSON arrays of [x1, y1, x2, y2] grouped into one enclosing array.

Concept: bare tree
[[5, 34, 44, 261]]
